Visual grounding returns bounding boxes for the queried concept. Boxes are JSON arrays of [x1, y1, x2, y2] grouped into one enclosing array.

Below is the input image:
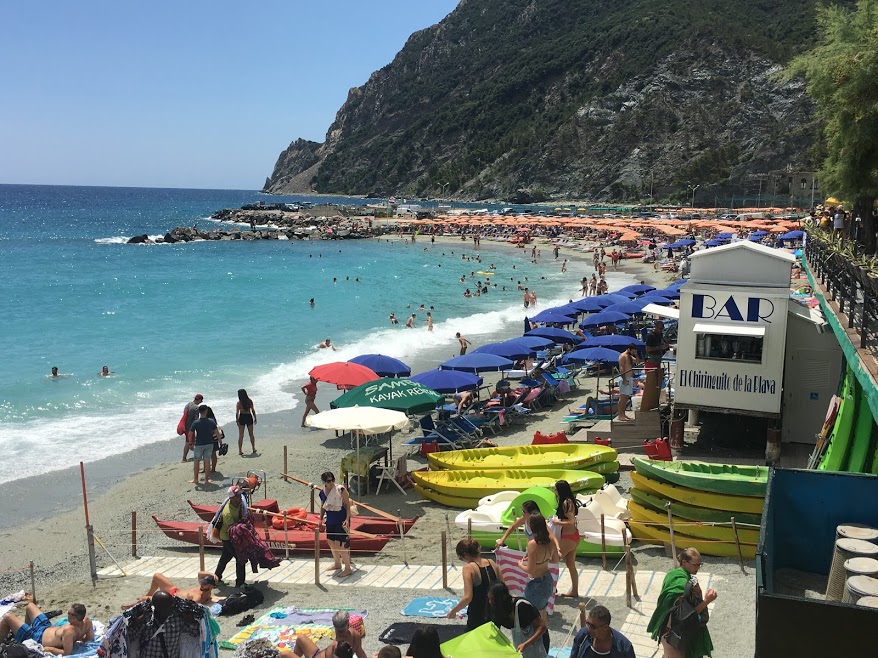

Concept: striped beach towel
[[495, 546, 560, 615]]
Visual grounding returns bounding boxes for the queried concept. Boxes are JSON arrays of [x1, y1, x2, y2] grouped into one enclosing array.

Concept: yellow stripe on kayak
[[631, 471, 763, 515]]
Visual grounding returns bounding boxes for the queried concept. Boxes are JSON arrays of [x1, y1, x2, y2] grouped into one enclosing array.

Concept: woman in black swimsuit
[[446, 538, 502, 630], [236, 389, 257, 456]]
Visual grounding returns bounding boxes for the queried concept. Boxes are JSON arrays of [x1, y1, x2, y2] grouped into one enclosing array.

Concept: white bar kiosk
[[675, 241, 795, 418]]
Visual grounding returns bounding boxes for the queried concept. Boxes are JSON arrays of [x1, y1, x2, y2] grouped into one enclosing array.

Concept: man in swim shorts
[[0, 597, 93, 656], [121, 572, 219, 610], [456, 332, 472, 355], [616, 343, 639, 422], [301, 377, 319, 427]]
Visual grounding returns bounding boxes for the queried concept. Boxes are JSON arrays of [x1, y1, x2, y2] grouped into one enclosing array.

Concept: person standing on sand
[[456, 332, 472, 355], [209, 485, 247, 587], [188, 404, 220, 484], [236, 388, 257, 455], [181, 393, 203, 462], [446, 538, 502, 631], [318, 471, 353, 577], [301, 376, 319, 427], [554, 480, 581, 598], [647, 548, 716, 658], [616, 344, 638, 422]]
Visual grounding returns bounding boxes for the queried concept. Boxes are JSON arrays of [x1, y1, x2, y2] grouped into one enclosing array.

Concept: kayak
[[631, 457, 767, 497], [455, 486, 630, 556], [631, 471, 764, 515], [628, 500, 760, 545], [820, 370, 857, 472], [412, 468, 605, 499], [427, 444, 617, 471], [844, 381, 873, 473], [629, 487, 761, 527], [186, 500, 418, 537], [152, 516, 391, 554], [629, 519, 756, 559]]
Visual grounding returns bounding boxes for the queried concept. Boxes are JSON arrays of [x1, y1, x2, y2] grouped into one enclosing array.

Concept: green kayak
[[630, 487, 762, 527], [631, 457, 767, 498]]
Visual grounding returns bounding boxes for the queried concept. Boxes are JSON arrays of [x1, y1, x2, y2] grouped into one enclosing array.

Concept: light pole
[[440, 182, 449, 201], [690, 184, 700, 208]]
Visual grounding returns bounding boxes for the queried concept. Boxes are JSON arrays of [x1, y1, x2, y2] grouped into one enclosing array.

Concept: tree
[[785, 0, 878, 252]]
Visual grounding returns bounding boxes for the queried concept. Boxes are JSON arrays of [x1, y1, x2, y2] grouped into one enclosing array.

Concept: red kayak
[[152, 516, 392, 554], [186, 499, 418, 537]]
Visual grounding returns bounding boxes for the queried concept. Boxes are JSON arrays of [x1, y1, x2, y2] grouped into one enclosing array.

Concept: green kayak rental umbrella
[[331, 377, 444, 415]]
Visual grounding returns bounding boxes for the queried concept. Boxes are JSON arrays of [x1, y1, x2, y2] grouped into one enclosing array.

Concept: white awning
[[642, 303, 680, 320], [787, 299, 826, 326], [692, 322, 766, 337]]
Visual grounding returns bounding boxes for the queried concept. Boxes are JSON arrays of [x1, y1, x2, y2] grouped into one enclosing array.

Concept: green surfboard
[[846, 385, 875, 473], [820, 370, 858, 472]]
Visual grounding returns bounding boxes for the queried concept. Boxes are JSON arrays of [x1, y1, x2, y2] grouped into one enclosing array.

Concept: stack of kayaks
[[628, 457, 767, 559], [818, 368, 878, 474], [414, 444, 619, 508], [455, 485, 631, 556], [412, 469, 605, 508]]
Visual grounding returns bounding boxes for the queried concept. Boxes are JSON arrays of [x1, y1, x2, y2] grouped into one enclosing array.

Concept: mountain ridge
[[263, 0, 840, 203]]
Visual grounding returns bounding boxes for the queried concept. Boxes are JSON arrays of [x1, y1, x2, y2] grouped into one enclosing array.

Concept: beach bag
[[219, 585, 264, 616], [512, 600, 548, 658], [176, 410, 188, 436], [665, 580, 708, 652]]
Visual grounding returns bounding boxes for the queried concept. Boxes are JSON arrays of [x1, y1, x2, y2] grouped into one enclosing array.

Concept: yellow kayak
[[413, 483, 495, 509], [628, 500, 760, 545], [412, 468, 604, 500], [629, 519, 757, 559], [631, 471, 764, 515], [427, 444, 617, 471]]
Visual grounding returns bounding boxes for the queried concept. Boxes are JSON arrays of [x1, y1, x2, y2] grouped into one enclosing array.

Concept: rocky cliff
[[263, 0, 840, 203]]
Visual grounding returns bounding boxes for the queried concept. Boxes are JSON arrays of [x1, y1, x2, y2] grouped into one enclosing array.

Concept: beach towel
[[495, 546, 560, 615], [0, 591, 26, 618], [401, 597, 459, 618], [378, 622, 468, 645], [219, 606, 366, 651], [548, 648, 572, 658]]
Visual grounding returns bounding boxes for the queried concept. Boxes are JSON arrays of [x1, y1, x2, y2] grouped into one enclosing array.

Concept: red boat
[[186, 499, 418, 537], [152, 516, 392, 554]]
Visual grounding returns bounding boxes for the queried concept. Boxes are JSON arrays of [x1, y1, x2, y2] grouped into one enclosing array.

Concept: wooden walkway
[[100, 556, 717, 658]]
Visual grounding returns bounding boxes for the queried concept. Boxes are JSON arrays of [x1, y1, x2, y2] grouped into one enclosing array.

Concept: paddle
[[256, 507, 380, 540], [280, 472, 403, 523]]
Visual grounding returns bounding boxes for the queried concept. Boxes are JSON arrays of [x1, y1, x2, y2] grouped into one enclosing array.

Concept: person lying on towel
[[121, 572, 220, 610]]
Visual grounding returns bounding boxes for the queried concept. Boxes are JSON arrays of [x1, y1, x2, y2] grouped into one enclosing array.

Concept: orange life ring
[[272, 507, 307, 529]]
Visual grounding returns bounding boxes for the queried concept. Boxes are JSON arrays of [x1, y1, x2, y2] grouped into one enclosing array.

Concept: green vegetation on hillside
[[298, 0, 848, 199]]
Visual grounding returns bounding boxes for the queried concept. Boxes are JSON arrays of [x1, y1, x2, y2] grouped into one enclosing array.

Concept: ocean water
[[0, 184, 634, 484]]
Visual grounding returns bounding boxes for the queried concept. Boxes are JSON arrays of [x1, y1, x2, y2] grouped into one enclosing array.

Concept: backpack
[[665, 579, 708, 652], [219, 585, 265, 616]]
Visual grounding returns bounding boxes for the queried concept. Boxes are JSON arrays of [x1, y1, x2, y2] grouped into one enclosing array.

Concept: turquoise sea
[[0, 184, 634, 484]]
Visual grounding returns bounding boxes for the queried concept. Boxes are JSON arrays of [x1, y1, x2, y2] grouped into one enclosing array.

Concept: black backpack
[[665, 579, 708, 652], [219, 585, 264, 616]]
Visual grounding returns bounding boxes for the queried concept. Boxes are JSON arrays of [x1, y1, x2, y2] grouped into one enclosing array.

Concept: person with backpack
[[647, 548, 717, 658]]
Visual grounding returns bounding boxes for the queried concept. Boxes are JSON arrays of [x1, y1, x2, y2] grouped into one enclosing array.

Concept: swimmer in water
[[98, 365, 114, 377], [51, 366, 60, 378], [309, 298, 315, 306], [317, 338, 337, 351]]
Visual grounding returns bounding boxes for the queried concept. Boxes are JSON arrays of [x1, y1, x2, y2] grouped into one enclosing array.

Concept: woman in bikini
[[289, 611, 362, 657], [446, 538, 503, 630], [495, 500, 540, 550], [236, 388, 257, 455], [519, 513, 560, 620], [554, 480, 581, 597]]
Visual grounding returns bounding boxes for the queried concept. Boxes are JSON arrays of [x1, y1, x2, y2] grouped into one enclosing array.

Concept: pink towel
[[495, 546, 560, 614]]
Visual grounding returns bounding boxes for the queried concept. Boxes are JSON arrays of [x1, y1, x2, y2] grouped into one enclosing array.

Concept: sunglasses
[[585, 621, 607, 630]]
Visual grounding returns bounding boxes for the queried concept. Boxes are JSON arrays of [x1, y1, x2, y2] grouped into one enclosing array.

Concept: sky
[[0, 1, 459, 190]]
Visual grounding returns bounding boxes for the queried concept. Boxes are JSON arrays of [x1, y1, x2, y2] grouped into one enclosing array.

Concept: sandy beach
[[0, 237, 756, 657]]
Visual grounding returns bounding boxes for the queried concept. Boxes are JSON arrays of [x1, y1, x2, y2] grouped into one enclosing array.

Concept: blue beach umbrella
[[439, 353, 514, 373], [528, 310, 578, 324], [619, 284, 656, 296], [409, 369, 482, 393], [580, 310, 632, 328], [348, 354, 412, 378], [780, 230, 804, 240], [650, 288, 681, 300], [563, 346, 621, 392], [568, 298, 607, 313], [550, 303, 585, 317], [583, 335, 646, 352], [473, 341, 533, 361], [749, 234, 763, 242], [600, 293, 635, 305], [677, 238, 696, 246], [666, 279, 687, 290], [716, 232, 734, 238], [602, 300, 651, 315], [525, 327, 583, 345], [639, 294, 675, 306], [515, 335, 555, 350]]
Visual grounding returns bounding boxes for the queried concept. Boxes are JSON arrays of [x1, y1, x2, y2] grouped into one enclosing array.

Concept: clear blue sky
[[0, 1, 459, 189]]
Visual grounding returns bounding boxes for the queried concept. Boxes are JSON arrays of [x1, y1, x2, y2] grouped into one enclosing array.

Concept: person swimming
[[98, 365, 114, 377]]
